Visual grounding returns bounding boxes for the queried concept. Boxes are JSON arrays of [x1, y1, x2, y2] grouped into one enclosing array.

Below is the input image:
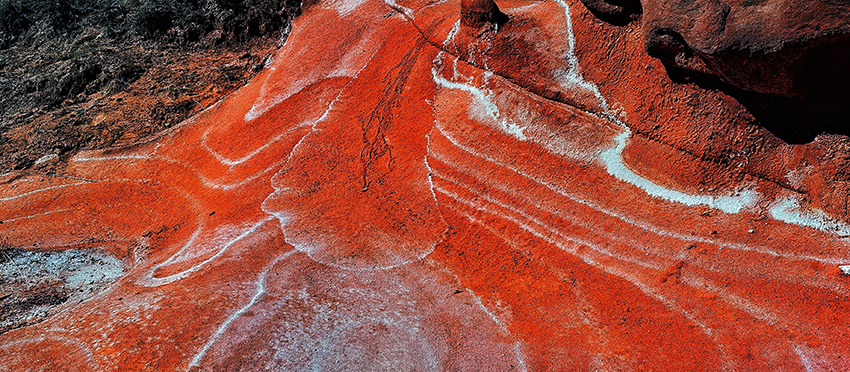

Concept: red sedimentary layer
[[1, 0, 849, 370]]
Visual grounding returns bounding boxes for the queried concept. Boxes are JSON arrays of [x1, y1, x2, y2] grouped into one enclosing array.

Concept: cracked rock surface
[[1, 0, 849, 370]]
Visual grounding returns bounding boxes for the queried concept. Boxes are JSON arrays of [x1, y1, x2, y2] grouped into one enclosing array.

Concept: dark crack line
[[360, 35, 427, 191], [629, 128, 807, 195], [383, 1, 808, 197], [381, 1, 611, 118], [28, 172, 100, 183]]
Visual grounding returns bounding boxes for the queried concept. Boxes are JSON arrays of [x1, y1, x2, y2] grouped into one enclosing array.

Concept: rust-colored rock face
[[460, 0, 508, 29], [582, 0, 850, 140], [2, 0, 850, 370], [640, 0, 850, 95]]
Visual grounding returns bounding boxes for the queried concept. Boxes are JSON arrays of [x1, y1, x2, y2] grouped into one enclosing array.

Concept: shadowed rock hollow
[[1, 0, 850, 370], [581, 0, 850, 142]]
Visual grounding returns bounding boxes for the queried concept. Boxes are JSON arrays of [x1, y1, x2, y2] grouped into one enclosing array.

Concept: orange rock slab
[[1, 0, 850, 370]]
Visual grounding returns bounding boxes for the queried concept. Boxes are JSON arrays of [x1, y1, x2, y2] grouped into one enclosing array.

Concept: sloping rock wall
[[0, 0, 849, 370]]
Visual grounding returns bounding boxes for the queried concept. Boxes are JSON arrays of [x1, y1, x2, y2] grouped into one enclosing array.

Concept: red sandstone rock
[[460, 0, 508, 30], [580, 0, 850, 141], [1, 0, 850, 370]]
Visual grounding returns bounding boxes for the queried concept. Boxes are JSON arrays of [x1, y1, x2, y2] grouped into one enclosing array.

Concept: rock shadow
[[662, 37, 850, 144]]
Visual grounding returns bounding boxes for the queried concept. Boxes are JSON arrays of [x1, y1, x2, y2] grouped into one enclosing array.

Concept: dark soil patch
[[0, 246, 125, 335], [0, 0, 302, 172]]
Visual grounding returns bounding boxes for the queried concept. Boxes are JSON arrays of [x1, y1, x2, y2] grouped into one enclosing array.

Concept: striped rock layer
[[1, 0, 849, 370]]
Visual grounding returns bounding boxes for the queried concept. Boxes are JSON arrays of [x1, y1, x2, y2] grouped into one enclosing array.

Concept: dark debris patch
[[0, 0, 302, 172], [0, 247, 125, 335]]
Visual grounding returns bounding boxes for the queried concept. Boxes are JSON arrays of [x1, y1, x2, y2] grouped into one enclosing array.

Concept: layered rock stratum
[[1, 0, 850, 370]]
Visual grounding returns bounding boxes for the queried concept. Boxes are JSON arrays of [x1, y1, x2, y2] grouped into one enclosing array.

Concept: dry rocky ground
[[0, 0, 301, 173], [0, 0, 300, 335]]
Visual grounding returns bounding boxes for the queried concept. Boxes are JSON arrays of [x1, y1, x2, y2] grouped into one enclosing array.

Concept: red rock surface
[[2, 0, 850, 370]]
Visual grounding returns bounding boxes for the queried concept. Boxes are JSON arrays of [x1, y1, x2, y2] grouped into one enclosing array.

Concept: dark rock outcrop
[[581, 0, 850, 143]]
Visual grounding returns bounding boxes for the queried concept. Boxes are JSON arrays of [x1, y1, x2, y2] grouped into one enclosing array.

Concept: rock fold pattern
[[1, 0, 849, 370]]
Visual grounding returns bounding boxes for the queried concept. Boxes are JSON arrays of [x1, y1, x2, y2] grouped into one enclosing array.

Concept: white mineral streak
[[770, 196, 850, 237]]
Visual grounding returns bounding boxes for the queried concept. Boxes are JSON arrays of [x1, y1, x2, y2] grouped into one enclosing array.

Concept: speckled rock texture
[[1, 0, 849, 370]]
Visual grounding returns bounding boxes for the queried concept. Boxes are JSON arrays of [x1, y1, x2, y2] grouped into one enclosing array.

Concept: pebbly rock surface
[[0, 0, 301, 172], [1, 0, 850, 370]]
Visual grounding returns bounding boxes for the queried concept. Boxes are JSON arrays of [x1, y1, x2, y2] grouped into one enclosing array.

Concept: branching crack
[[360, 36, 427, 191]]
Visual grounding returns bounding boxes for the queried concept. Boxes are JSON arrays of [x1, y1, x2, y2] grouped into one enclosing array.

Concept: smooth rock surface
[[1, 0, 849, 370]]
